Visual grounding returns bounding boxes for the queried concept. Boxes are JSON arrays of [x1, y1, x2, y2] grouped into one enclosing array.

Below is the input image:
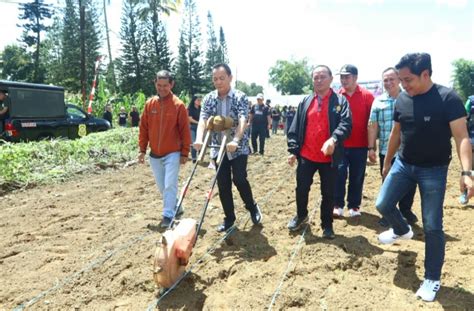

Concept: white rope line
[[267, 197, 321, 311], [13, 233, 152, 311]]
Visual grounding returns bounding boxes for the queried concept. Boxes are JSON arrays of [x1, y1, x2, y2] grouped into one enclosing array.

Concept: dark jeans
[[190, 128, 197, 160], [335, 147, 368, 209], [251, 125, 266, 154], [296, 157, 337, 229], [376, 157, 448, 280], [216, 154, 255, 225], [379, 154, 416, 214]]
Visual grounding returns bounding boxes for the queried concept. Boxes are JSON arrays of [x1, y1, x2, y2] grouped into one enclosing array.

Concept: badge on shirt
[[335, 105, 341, 113]]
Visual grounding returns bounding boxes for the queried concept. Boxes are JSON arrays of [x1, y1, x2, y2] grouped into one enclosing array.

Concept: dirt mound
[[1, 135, 473, 310]]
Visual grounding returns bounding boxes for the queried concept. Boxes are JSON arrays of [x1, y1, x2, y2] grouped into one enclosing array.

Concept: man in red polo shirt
[[287, 65, 352, 238], [333, 64, 374, 218]]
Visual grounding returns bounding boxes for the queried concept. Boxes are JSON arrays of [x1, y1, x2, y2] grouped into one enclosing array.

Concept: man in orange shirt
[[138, 70, 191, 228]]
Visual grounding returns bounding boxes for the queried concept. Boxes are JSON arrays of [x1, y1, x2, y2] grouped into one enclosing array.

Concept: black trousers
[[296, 157, 337, 229], [216, 154, 255, 225], [379, 154, 416, 213], [251, 125, 266, 154]]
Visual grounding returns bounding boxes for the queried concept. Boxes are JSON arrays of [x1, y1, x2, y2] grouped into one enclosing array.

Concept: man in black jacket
[[287, 65, 352, 238]]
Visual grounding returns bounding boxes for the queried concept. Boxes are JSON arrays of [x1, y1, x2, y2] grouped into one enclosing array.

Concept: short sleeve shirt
[[394, 84, 466, 167], [118, 112, 127, 125], [200, 88, 250, 160], [369, 93, 396, 155], [250, 104, 269, 126]]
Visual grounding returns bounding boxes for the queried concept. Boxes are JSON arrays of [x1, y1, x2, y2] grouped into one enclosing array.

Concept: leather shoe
[[322, 227, 335, 239], [250, 203, 263, 225], [217, 222, 234, 233]]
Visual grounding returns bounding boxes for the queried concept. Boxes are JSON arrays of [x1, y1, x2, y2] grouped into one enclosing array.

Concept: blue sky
[[1, 0, 473, 96]]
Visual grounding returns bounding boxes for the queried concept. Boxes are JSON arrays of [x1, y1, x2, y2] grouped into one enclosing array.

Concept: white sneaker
[[208, 162, 216, 170], [333, 207, 344, 218], [378, 226, 413, 244], [415, 279, 440, 302], [349, 208, 361, 217]]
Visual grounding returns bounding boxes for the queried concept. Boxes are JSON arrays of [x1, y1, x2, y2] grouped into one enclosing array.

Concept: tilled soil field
[[1, 134, 473, 310]]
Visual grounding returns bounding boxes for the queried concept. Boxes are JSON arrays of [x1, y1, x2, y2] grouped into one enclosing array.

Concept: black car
[[0, 80, 110, 142]]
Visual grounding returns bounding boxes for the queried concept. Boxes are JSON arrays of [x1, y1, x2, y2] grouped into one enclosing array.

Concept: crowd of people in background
[[101, 104, 141, 128]]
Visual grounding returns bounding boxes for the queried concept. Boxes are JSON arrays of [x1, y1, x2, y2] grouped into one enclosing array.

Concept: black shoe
[[259, 152, 264, 155], [287, 215, 308, 231], [217, 222, 234, 233], [402, 210, 418, 225], [378, 217, 390, 227], [250, 203, 263, 225], [159, 217, 172, 229], [192, 159, 197, 164], [174, 205, 184, 219], [322, 227, 335, 239]]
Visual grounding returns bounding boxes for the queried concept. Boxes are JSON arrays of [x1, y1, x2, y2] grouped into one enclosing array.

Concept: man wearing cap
[[333, 64, 374, 218], [194, 63, 262, 232], [249, 93, 271, 155], [0, 90, 10, 132], [287, 65, 352, 238]]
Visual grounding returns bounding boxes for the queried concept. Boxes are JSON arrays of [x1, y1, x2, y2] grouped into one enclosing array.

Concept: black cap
[[338, 64, 358, 75]]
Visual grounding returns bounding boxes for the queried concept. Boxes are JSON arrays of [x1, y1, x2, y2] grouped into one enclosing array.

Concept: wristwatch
[[461, 171, 473, 176], [232, 137, 240, 143]]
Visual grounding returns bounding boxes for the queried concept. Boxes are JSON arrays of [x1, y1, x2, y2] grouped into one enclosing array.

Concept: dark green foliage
[[235, 80, 263, 96], [452, 59, 474, 101], [117, 0, 146, 95], [17, 0, 53, 82], [0, 45, 33, 81], [203, 11, 219, 91], [217, 26, 229, 64], [174, 0, 205, 97], [58, 0, 102, 93], [269, 59, 312, 95]]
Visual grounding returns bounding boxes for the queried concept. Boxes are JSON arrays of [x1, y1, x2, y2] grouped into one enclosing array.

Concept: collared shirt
[[340, 85, 374, 148], [300, 90, 332, 163], [369, 92, 396, 155], [200, 88, 250, 160]]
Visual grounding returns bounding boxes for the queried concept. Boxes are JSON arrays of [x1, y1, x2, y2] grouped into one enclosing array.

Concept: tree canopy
[[268, 59, 312, 95], [452, 58, 474, 101]]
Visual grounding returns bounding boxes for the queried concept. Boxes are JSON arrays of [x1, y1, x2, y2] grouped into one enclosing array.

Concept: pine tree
[[84, 0, 102, 87], [17, 0, 53, 82], [174, 0, 204, 97], [217, 26, 229, 64], [41, 14, 63, 84], [117, 0, 146, 94], [203, 11, 218, 92], [61, 0, 81, 91], [57, 0, 101, 92]]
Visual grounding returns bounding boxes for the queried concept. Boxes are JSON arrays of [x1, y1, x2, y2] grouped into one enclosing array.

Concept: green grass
[[0, 127, 139, 193]]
